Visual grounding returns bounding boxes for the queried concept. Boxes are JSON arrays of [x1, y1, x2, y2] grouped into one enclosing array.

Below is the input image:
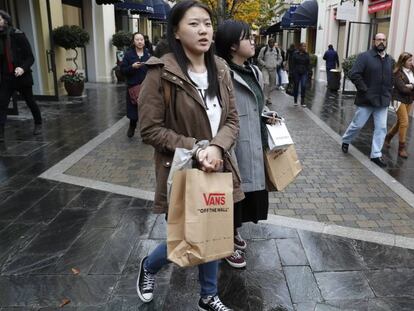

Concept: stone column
[[83, 0, 116, 83]]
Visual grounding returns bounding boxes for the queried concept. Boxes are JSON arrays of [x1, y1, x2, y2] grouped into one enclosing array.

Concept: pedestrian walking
[[285, 44, 296, 77], [137, 1, 243, 310], [144, 35, 154, 55], [341, 33, 394, 167], [274, 42, 285, 90], [215, 20, 274, 269], [291, 42, 310, 107], [384, 52, 414, 158], [257, 38, 280, 106], [0, 10, 42, 140], [120, 32, 150, 138], [323, 44, 339, 83], [153, 33, 169, 58]]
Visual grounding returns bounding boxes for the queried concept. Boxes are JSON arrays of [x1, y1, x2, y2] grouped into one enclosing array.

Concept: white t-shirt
[[403, 67, 414, 84], [188, 70, 222, 137]]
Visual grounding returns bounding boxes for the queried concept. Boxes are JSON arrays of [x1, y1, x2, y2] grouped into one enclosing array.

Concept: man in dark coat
[[341, 33, 394, 167], [323, 44, 339, 82], [0, 10, 42, 140]]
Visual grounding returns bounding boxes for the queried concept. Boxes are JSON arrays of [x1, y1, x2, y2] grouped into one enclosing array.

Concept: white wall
[[83, 0, 116, 83]]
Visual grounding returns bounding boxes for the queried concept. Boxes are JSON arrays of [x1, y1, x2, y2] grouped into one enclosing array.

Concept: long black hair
[[215, 19, 251, 64], [167, 0, 219, 99]]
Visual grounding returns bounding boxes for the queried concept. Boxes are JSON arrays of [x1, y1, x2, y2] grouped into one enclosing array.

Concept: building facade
[[0, 0, 168, 99], [315, 0, 414, 83]]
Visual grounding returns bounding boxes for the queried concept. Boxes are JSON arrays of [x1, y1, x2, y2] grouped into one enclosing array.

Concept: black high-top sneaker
[[136, 256, 155, 303], [198, 295, 233, 311]]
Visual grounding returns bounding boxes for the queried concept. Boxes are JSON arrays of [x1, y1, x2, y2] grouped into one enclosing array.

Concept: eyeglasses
[[375, 38, 387, 42]]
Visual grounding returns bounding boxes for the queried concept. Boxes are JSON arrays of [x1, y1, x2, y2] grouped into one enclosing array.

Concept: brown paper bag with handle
[[264, 145, 302, 191], [167, 169, 234, 267]]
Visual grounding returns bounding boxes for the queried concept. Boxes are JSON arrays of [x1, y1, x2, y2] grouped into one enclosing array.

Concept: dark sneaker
[[341, 143, 349, 153], [136, 256, 155, 303], [234, 232, 246, 251], [371, 157, 387, 167], [224, 249, 246, 268], [198, 295, 233, 311]]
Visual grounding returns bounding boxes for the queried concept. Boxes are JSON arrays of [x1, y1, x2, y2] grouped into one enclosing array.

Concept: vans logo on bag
[[203, 193, 226, 206]]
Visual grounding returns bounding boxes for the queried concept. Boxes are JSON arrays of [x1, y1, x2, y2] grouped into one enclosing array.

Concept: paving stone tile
[[364, 269, 414, 298], [23, 209, 92, 254], [284, 266, 322, 303], [219, 265, 294, 311], [367, 298, 414, 311], [276, 238, 308, 266], [298, 231, 366, 272], [315, 271, 374, 300], [0, 275, 117, 307], [86, 198, 130, 228], [66, 188, 109, 209]]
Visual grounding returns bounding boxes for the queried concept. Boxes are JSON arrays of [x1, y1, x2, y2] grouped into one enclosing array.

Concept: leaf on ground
[[59, 298, 71, 307], [71, 267, 80, 275]]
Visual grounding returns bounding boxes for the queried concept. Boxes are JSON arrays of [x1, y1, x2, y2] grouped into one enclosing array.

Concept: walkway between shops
[[0, 83, 413, 310]]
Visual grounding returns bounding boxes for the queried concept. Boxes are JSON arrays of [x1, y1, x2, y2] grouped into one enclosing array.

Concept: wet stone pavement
[[0, 83, 414, 310]]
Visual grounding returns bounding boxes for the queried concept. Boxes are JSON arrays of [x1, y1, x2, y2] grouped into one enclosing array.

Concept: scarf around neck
[[0, 27, 14, 74]]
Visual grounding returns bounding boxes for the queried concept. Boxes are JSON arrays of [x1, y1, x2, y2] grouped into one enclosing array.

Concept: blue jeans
[[144, 242, 219, 298], [293, 72, 307, 101], [276, 66, 283, 87], [342, 106, 388, 158]]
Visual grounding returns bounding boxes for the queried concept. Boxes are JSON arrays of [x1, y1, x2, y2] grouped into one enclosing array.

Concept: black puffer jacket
[[393, 69, 414, 104]]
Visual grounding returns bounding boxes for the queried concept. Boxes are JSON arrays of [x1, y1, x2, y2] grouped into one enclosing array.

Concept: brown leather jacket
[[138, 53, 244, 214], [393, 69, 414, 104]]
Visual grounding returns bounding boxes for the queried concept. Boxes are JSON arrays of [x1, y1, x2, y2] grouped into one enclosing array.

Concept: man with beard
[[341, 33, 394, 167]]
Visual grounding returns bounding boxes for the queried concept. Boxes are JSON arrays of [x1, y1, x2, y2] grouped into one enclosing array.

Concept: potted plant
[[111, 30, 132, 83], [52, 25, 89, 96], [342, 54, 358, 80], [60, 69, 84, 97]]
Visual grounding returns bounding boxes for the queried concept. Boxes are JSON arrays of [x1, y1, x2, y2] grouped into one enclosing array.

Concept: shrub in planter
[[342, 54, 357, 80], [52, 25, 89, 70], [112, 31, 132, 83]]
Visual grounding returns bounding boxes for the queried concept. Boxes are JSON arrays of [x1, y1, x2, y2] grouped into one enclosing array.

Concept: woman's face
[[0, 16, 6, 30], [404, 57, 413, 69], [174, 6, 213, 57], [133, 34, 145, 49], [234, 34, 255, 60]]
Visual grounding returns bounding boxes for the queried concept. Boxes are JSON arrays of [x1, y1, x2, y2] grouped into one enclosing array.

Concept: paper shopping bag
[[264, 145, 302, 191], [167, 169, 234, 267], [266, 121, 294, 151]]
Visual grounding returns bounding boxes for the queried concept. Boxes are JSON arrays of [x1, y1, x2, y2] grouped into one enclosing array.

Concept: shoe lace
[[209, 296, 231, 311], [142, 270, 155, 291], [234, 232, 243, 243], [231, 249, 243, 259]]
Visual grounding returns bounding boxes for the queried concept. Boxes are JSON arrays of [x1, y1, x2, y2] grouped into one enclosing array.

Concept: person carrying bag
[[137, 1, 243, 310]]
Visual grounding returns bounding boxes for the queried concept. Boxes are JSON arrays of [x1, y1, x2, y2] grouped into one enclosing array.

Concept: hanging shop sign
[[368, 0, 392, 14], [336, 1, 357, 21]]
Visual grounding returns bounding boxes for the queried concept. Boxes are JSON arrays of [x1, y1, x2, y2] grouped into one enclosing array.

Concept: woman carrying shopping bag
[[215, 20, 276, 269], [384, 52, 414, 158], [137, 1, 243, 310]]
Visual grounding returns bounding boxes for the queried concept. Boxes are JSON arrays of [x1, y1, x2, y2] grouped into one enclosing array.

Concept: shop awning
[[114, 0, 154, 14], [148, 0, 170, 21], [368, 0, 392, 14], [291, 0, 318, 28], [281, 5, 298, 29], [265, 22, 282, 34]]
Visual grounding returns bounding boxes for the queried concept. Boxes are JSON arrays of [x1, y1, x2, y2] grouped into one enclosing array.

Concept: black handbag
[[286, 81, 294, 96]]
